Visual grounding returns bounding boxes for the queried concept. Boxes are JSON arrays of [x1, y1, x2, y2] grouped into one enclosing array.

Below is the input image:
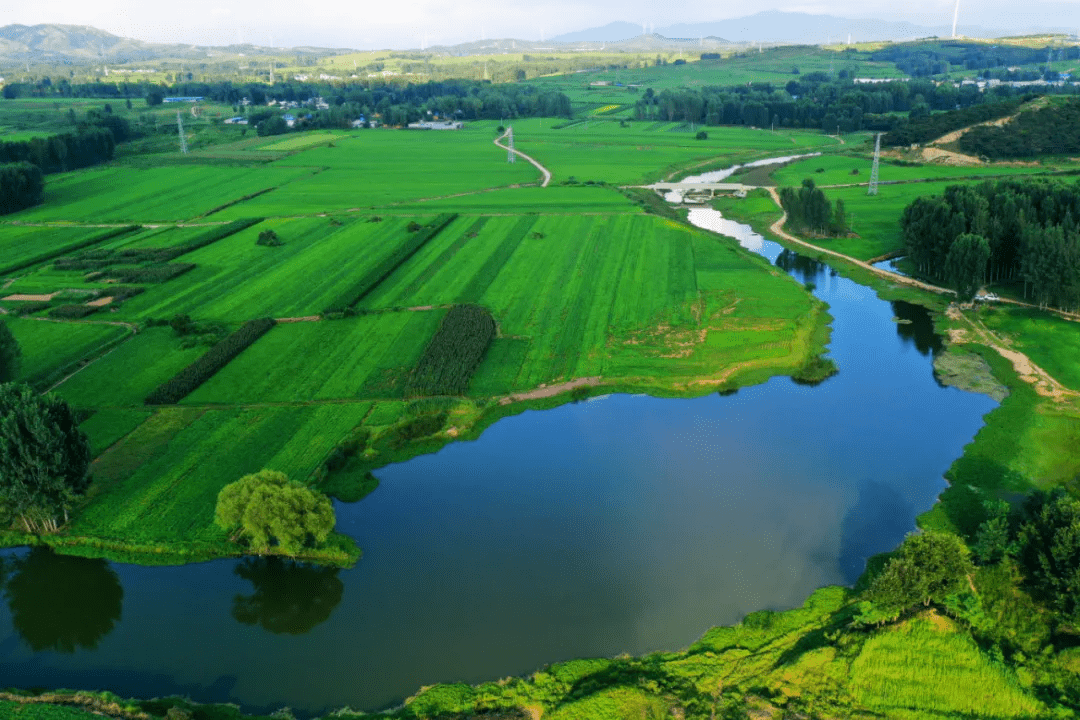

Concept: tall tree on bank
[[0, 383, 92, 533], [945, 233, 991, 301], [0, 320, 20, 382]]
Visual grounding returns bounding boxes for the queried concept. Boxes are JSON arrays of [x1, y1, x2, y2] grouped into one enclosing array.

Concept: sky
[[3, 0, 1078, 50]]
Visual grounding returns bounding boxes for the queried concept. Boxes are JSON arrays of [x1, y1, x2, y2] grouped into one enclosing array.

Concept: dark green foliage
[[901, 179, 1080, 309], [256, 116, 288, 137], [144, 318, 276, 404], [860, 531, 974, 623], [406, 220, 423, 232], [973, 499, 1016, 566], [0, 161, 44, 215], [406, 304, 496, 397], [0, 383, 91, 533], [0, 225, 139, 278], [779, 178, 846, 235], [695, 130, 708, 140], [0, 126, 114, 175], [324, 213, 457, 313], [383, 412, 448, 449], [99, 263, 195, 284], [960, 98, 1080, 158], [945, 233, 991, 301], [1017, 489, 1080, 621], [256, 229, 282, 246], [791, 356, 838, 386], [55, 218, 263, 272], [47, 305, 99, 319], [0, 319, 20, 382], [10, 301, 50, 316], [883, 100, 1021, 146]]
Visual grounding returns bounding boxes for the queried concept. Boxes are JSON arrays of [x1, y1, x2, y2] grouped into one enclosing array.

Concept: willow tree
[[215, 470, 335, 556]]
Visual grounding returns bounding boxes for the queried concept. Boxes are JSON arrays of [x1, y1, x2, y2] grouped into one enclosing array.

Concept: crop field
[[183, 311, 445, 403], [101, 225, 224, 250], [75, 403, 371, 548], [771, 153, 1053, 189], [6, 318, 130, 389], [54, 327, 208, 408], [79, 407, 154, 456], [393, 185, 636, 213], [0, 225, 120, 275], [7, 165, 316, 223], [258, 130, 351, 151], [210, 130, 541, 216], [109, 216, 422, 321]]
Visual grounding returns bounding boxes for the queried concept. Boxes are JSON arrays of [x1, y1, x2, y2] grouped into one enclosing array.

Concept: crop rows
[[144, 317, 276, 404], [0, 225, 139, 276], [406, 304, 496, 396], [324, 213, 458, 313]]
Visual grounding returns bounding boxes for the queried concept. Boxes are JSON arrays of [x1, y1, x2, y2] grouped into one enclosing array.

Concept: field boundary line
[[495, 129, 552, 187]]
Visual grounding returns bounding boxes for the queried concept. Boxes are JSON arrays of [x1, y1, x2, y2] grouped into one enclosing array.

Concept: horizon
[[2, 1, 1078, 52]]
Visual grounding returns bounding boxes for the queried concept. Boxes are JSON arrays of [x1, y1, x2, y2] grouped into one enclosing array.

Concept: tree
[[945, 232, 991, 301], [0, 319, 20, 382], [0, 383, 91, 532], [215, 470, 335, 556], [861, 531, 974, 623], [1017, 489, 1080, 620]]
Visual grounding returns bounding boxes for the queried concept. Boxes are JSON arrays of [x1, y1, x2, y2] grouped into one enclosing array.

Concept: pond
[[0, 171, 996, 716]]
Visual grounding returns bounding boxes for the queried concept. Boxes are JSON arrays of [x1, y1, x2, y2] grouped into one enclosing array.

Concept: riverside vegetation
[[4, 52, 1080, 717]]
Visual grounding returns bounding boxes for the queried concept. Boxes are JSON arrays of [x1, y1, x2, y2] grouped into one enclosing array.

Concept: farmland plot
[[0, 225, 116, 275], [76, 403, 371, 546], [111, 216, 422, 320], [184, 311, 444, 403], [6, 317, 130, 389]]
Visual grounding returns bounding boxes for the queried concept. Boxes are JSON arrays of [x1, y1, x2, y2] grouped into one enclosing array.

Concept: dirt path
[[499, 377, 600, 404], [494, 130, 552, 187], [929, 96, 1050, 148], [763, 187, 954, 296], [947, 305, 1079, 402]]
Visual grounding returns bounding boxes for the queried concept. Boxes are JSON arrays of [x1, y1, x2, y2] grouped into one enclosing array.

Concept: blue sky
[[4, 0, 1077, 49]]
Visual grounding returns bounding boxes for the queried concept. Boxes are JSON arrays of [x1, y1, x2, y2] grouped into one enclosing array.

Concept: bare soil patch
[[3, 293, 55, 302], [499, 377, 601, 404], [86, 296, 114, 307]]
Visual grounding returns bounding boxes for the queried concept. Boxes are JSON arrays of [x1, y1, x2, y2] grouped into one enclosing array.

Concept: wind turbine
[[952, 0, 961, 38]]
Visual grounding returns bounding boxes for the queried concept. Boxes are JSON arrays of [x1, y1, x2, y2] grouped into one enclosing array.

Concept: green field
[[0, 225, 120, 275], [6, 318, 130, 390], [771, 153, 1052, 189], [184, 312, 444, 403]]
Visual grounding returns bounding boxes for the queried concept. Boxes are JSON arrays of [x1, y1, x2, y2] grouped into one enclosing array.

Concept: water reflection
[[775, 249, 825, 284], [4, 547, 122, 653], [836, 480, 915, 584], [891, 301, 943, 357], [232, 557, 344, 635]]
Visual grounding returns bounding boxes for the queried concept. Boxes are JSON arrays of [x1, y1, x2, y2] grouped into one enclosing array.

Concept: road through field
[[495, 129, 552, 187]]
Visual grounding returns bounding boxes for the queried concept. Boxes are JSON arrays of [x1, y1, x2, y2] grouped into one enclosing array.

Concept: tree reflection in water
[[232, 557, 344, 635], [3, 547, 123, 652]]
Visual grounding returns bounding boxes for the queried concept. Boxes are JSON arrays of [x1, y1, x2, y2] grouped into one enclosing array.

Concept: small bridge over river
[[642, 182, 755, 202]]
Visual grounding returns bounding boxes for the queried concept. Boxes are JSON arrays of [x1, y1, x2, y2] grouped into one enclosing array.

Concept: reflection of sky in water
[[0, 160, 999, 716]]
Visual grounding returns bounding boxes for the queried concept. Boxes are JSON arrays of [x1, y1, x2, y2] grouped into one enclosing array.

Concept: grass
[[0, 225, 116, 276], [53, 327, 207, 407], [183, 312, 444, 403], [771, 153, 1053, 189], [978, 305, 1080, 392], [78, 408, 153, 456], [6, 318, 130, 390]]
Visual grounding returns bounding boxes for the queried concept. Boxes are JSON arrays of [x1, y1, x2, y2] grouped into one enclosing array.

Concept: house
[[406, 121, 463, 130]]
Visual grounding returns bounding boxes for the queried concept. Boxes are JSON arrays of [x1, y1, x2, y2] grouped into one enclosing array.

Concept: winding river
[[0, 164, 997, 716]]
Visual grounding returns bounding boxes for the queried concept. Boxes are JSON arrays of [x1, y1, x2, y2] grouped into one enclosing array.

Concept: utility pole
[[868, 133, 882, 196], [177, 111, 188, 154]]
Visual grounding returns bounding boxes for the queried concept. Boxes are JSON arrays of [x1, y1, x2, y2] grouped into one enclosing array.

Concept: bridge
[[643, 182, 755, 202]]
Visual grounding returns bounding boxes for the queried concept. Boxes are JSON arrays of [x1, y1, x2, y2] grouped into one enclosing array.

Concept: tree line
[[901, 178, 1080, 306], [779, 179, 849, 236], [959, 98, 1080, 159], [630, 75, 1074, 134]]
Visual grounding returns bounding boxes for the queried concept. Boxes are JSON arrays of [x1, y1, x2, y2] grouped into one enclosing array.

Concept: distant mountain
[[552, 11, 1072, 45], [0, 24, 349, 64]]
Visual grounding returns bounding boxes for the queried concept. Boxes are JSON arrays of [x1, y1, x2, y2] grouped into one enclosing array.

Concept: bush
[[10, 301, 50, 316], [384, 412, 448, 449], [47, 305, 99, 319], [406, 304, 496, 397], [145, 317, 276, 404], [695, 130, 708, 140], [256, 229, 283, 246]]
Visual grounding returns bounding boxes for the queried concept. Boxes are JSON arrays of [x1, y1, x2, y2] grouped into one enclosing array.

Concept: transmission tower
[[177, 111, 188, 154], [868, 133, 882, 196], [506, 126, 515, 163]]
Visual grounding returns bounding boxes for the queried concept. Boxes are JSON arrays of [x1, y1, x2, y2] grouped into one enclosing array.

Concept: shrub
[[256, 229, 283, 246], [406, 304, 496, 397], [47, 305, 99, 319], [10, 301, 50, 316], [695, 130, 708, 140], [384, 412, 448, 449], [145, 317, 276, 404]]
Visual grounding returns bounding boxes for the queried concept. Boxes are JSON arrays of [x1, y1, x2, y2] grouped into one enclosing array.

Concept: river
[[0, 163, 996, 716]]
